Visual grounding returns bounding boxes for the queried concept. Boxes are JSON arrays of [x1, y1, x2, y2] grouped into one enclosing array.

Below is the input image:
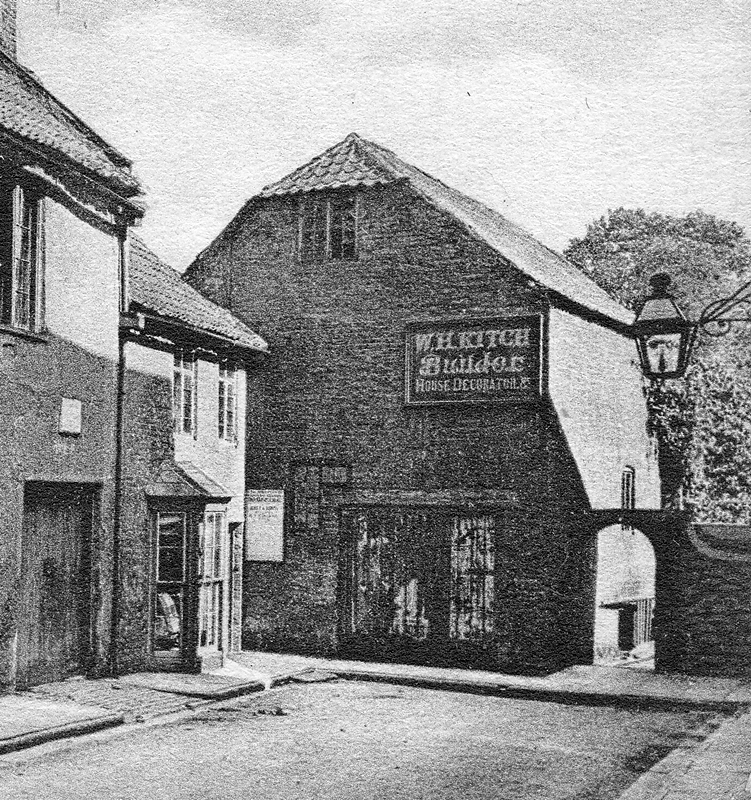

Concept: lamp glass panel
[[644, 332, 682, 375]]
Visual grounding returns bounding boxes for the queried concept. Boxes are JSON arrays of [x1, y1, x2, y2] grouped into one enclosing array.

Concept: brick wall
[[657, 523, 751, 677], [188, 182, 641, 673], [116, 341, 174, 673]]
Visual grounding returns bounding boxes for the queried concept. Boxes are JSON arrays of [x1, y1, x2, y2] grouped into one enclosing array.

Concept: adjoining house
[[185, 132, 661, 674], [0, 1, 266, 692], [0, 4, 143, 691], [118, 236, 266, 673]]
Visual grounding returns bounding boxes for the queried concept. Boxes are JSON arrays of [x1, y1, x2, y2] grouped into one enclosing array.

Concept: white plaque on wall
[[245, 489, 285, 561], [59, 397, 82, 436]]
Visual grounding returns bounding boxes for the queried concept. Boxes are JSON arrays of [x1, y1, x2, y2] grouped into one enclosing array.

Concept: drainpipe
[[109, 231, 129, 677]]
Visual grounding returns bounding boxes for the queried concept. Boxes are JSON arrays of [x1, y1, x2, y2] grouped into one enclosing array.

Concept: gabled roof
[[0, 52, 141, 196], [128, 235, 267, 353], [257, 133, 632, 326]]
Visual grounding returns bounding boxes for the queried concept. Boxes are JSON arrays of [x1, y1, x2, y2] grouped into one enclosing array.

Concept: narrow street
[[0, 681, 722, 800]]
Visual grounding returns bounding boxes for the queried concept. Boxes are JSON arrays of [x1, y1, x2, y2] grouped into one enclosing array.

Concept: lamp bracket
[[699, 282, 751, 337]]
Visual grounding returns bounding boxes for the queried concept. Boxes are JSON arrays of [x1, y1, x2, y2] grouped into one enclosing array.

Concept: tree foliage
[[565, 208, 751, 522]]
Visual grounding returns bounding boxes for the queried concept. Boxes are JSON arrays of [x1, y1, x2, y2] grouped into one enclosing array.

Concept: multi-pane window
[[173, 351, 197, 436], [153, 512, 187, 652], [300, 193, 357, 262], [0, 184, 44, 331], [329, 194, 357, 259], [198, 511, 227, 649], [218, 363, 237, 441]]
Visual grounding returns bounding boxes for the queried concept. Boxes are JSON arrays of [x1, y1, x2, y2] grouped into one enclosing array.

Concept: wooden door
[[18, 484, 93, 687]]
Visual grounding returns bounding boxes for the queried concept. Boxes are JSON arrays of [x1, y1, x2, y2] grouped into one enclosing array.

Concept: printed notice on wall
[[405, 315, 544, 405], [245, 490, 285, 561]]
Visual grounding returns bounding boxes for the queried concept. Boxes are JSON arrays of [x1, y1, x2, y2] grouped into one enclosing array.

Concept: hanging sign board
[[245, 489, 285, 561], [405, 315, 543, 405]]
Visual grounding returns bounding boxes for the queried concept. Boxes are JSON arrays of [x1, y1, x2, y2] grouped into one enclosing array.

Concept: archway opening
[[593, 524, 656, 669]]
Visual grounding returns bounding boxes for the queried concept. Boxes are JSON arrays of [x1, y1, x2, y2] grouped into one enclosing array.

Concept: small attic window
[[299, 193, 357, 262]]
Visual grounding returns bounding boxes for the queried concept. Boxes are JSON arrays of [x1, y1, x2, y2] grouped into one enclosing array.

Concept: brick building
[[186, 133, 661, 674], [0, 2, 265, 691]]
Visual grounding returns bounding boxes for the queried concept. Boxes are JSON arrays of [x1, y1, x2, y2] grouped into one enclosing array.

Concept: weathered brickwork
[[186, 180, 648, 674], [656, 523, 751, 677], [116, 342, 175, 674]]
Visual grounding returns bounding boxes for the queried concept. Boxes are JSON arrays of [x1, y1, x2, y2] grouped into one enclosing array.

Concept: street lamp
[[633, 274, 695, 379], [634, 272, 751, 380]]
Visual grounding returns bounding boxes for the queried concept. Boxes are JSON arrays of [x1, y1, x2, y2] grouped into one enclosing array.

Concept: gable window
[[173, 351, 197, 436], [0, 184, 44, 331], [300, 193, 357, 262], [621, 467, 635, 529], [218, 363, 237, 441]]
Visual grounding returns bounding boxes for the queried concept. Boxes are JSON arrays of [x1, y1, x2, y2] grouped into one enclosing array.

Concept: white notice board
[[245, 490, 285, 561]]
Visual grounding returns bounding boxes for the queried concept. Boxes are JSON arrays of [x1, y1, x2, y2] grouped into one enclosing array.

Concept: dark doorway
[[17, 483, 94, 687]]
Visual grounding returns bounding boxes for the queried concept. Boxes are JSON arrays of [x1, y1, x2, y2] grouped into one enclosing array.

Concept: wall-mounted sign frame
[[405, 314, 544, 406], [245, 489, 285, 561]]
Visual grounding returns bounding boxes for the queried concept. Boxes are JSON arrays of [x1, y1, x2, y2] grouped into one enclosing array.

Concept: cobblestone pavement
[[0, 680, 724, 800]]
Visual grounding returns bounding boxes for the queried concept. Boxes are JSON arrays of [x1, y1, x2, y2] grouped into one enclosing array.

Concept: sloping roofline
[[189, 133, 632, 327], [0, 50, 141, 197], [128, 234, 267, 356]]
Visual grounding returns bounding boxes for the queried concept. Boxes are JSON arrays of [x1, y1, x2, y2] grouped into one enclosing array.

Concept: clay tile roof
[[258, 132, 392, 197], [0, 53, 141, 195], [128, 234, 267, 353], [256, 133, 632, 325]]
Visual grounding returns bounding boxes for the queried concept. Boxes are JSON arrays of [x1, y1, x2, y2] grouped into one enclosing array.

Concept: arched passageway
[[594, 524, 655, 668]]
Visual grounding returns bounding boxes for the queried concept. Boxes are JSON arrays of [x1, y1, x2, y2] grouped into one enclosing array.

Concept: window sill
[[0, 323, 49, 343]]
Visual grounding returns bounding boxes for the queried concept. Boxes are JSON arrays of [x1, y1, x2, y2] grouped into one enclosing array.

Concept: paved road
[[0, 681, 722, 800]]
